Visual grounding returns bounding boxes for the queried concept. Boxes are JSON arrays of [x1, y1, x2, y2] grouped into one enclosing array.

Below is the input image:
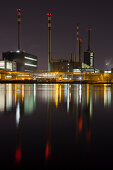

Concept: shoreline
[[0, 80, 113, 84]]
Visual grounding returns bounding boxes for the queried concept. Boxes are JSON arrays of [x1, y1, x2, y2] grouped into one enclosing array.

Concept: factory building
[[47, 13, 98, 73], [2, 9, 38, 72], [2, 51, 38, 72], [0, 60, 16, 71]]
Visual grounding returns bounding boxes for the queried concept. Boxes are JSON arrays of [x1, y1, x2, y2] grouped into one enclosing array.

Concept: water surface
[[0, 83, 113, 169]]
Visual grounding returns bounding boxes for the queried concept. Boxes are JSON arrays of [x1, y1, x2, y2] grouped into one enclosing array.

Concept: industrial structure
[[0, 8, 38, 72], [84, 28, 94, 67], [47, 13, 99, 73], [3, 51, 37, 72]]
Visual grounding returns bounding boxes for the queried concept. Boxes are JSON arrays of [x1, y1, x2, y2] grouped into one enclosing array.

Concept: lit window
[[24, 56, 37, 61], [90, 57, 93, 67], [90, 52, 93, 57], [24, 63, 37, 67]]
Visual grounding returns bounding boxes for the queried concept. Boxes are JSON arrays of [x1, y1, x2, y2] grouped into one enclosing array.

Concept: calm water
[[0, 83, 113, 169]]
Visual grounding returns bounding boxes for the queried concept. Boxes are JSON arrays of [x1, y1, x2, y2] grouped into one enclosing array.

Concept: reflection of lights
[[59, 85, 61, 103], [16, 101, 20, 127], [34, 84, 36, 102], [24, 85, 36, 114], [55, 84, 58, 108], [29, 86, 30, 97], [87, 84, 89, 106], [86, 129, 91, 143], [90, 96, 93, 117], [45, 141, 51, 160], [0, 85, 5, 111], [89, 86, 93, 117], [22, 84, 24, 103], [15, 146, 21, 164], [67, 84, 69, 113], [79, 84, 82, 103], [6, 84, 12, 111], [78, 116, 82, 133], [104, 85, 111, 107]]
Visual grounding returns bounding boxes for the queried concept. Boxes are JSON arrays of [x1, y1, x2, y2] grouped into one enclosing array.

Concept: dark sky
[[0, 0, 113, 70]]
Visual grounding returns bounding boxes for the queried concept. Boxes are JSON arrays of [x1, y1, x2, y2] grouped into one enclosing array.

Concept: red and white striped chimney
[[17, 8, 21, 51]]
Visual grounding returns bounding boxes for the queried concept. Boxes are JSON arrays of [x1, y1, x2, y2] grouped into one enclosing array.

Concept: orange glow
[[45, 141, 51, 160], [87, 84, 89, 106], [78, 116, 82, 133], [15, 146, 21, 164], [15, 84, 17, 105], [55, 84, 58, 108]]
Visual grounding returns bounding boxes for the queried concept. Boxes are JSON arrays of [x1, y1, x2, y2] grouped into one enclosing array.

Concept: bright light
[[79, 76, 82, 80], [16, 101, 20, 127], [16, 50, 20, 53], [24, 63, 37, 67], [6, 75, 12, 78], [104, 71, 111, 73], [24, 56, 37, 61]]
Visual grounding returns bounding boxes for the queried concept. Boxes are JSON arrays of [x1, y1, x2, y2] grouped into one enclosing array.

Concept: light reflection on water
[[0, 83, 113, 168]]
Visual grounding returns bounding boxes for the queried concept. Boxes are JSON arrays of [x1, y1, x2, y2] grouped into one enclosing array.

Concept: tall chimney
[[76, 24, 79, 62], [17, 9, 21, 51], [47, 13, 52, 63], [88, 28, 91, 51], [79, 39, 82, 62]]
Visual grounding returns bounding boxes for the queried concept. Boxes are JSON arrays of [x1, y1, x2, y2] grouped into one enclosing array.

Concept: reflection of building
[[2, 51, 38, 72], [15, 101, 21, 165], [24, 84, 36, 114], [0, 84, 36, 114]]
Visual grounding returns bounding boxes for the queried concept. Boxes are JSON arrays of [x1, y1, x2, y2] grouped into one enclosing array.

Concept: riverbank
[[0, 79, 113, 84]]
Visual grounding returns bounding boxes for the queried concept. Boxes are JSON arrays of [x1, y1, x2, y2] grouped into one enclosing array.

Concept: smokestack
[[79, 39, 82, 62], [47, 13, 52, 63], [77, 24, 79, 41], [17, 9, 21, 51], [76, 24, 79, 62], [88, 28, 91, 51]]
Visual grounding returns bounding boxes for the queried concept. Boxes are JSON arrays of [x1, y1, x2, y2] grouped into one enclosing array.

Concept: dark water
[[0, 83, 113, 169]]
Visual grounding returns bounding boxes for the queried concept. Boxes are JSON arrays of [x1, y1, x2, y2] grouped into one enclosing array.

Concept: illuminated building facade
[[2, 51, 38, 72], [84, 51, 94, 67], [0, 60, 16, 71]]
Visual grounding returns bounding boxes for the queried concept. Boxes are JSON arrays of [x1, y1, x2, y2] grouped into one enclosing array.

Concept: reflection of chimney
[[79, 39, 82, 62], [15, 101, 22, 165], [45, 103, 51, 161], [17, 9, 21, 51], [88, 28, 91, 51], [47, 13, 52, 63]]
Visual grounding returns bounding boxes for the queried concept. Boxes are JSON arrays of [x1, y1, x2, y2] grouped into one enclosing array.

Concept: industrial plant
[[0, 10, 113, 84], [47, 13, 99, 73], [0, 9, 38, 72]]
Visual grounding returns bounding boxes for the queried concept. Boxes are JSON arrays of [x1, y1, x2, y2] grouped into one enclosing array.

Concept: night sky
[[0, 0, 113, 70]]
